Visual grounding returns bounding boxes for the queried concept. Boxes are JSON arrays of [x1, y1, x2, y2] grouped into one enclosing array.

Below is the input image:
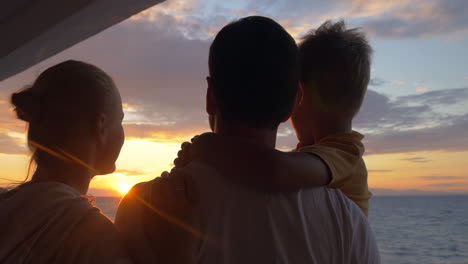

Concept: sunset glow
[[0, 0, 467, 196], [117, 183, 133, 196]]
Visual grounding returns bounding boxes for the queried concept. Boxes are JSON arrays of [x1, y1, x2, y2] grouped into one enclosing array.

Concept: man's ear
[[280, 82, 304, 123], [206, 76, 217, 115]]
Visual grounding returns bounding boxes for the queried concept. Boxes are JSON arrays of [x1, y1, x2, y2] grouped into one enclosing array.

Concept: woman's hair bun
[[11, 88, 38, 123]]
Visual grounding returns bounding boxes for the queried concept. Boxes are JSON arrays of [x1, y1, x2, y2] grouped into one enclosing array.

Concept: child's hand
[[173, 133, 218, 169], [174, 141, 193, 168]]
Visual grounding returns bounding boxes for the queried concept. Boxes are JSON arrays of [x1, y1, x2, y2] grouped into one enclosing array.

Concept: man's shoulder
[[298, 187, 373, 241], [116, 181, 152, 214], [295, 185, 345, 200], [176, 161, 231, 189], [115, 174, 199, 264], [298, 187, 367, 221], [299, 188, 380, 262], [181, 160, 219, 176]]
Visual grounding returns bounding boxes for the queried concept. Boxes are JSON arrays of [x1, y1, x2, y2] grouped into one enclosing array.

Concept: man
[[116, 16, 380, 263]]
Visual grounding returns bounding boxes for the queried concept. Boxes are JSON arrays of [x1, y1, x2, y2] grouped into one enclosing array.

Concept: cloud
[[0, 93, 25, 134], [416, 87, 427, 93], [358, 0, 468, 38], [279, 87, 468, 154], [368, 169, 393, 173], [350, 87, 468, 154], [127, 0, 468, 41], [123, 123, 208, 142], [349, 0, 411, 17], [396, 87, 468, 106], [143, 84, 468, 152], [369, 77, 386, 86], [88, 187, 121, 197], [1, 15, 212, 143], [426, 183, 468, 188], [1, 3, 467, 156], [263, 85, 468, 154], [355, 89, 433, 132], [418, 176, 467, 181], [1, 1, 467, 196], [114, 169, 149, 176], [370, 188, 466, 196], [399, 157, 431, 163], [363, 113, 468, 154], [130, 0, 231, 40], [392, 80, 405, 86], [0, 133, 26, 155]]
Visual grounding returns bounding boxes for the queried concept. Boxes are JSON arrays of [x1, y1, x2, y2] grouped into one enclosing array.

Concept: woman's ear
[[206, 76, 217, 115], [95, 113, 108, 145]]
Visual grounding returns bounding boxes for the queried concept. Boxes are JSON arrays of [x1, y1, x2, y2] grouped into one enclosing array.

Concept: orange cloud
[[416, 87, 428, 93], [123, 123, 207, 143], [350, 0, 410, 17], [113, 169, 150, 176]]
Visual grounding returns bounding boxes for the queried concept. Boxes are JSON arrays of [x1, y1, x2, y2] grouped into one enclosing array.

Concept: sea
[[96, 195, 468, 264]]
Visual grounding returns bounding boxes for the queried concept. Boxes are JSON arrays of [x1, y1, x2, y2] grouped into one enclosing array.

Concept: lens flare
[[117, 183, 132, 195]]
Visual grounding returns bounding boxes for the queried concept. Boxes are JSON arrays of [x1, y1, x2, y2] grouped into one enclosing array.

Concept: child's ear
[[206, 76, 217, 115]]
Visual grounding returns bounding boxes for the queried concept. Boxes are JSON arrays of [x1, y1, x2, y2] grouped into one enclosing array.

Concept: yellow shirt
[[298, 131, 372, 216]]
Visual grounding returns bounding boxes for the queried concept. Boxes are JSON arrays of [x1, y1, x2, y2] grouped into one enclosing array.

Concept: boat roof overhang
[[0, 0, 164, 81]]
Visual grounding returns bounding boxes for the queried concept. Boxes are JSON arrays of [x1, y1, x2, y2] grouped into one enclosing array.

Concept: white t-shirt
[[182, 161, 380, 264]]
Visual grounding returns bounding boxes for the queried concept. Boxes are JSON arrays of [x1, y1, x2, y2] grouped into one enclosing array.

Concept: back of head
[[10, 60, 120, 171], [209, 16, 299, 129], [299, 20, 372, 117]]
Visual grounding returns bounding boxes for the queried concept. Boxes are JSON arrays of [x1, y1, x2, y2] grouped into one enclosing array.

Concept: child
[[176, 20, 373, 215]]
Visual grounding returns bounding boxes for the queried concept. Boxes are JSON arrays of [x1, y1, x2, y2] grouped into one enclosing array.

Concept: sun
[[117, 183, 133, 196]]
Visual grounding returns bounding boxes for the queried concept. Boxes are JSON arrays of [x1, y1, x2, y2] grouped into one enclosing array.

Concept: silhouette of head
[[298, 20, 372, 117], [11, 60, 124, 175], [208, 16, 299, 129]]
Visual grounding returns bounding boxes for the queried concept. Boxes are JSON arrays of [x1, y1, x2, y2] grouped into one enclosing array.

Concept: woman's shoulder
[[60, 205, 132, 263], [77, 208, 120, 240]]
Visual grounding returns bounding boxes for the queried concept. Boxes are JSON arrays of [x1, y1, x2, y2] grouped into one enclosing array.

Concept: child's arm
[[298, 131, 365, 186], [178, 132, 371, 215], [299, 132, 371, 215], [177, 132, 361, 192], [175, 133, 330, 192], [269, 149, 332, 191]]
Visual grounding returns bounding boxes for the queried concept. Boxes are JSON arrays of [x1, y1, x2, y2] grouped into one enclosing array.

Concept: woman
[[0, 60, 132, 263]]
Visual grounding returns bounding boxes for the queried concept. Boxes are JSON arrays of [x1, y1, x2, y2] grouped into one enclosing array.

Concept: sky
[[0, 0, 467, 196]]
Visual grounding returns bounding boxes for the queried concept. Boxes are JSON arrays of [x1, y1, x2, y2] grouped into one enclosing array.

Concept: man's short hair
[[299, 20, 372, 116], [209, 16, 299, 129]]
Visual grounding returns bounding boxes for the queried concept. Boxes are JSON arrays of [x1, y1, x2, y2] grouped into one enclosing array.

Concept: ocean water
[[367, 196, 468, 264], [96, 195, 468, 264]]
